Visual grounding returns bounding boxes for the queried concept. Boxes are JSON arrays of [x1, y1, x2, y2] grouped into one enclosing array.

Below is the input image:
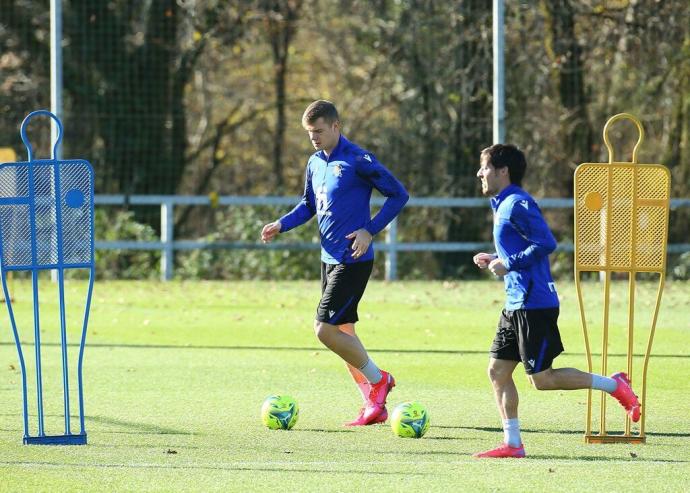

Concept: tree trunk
[[541, 0, 593, 195], [443, 0, 492, 278], [264, 0, 303, 190]]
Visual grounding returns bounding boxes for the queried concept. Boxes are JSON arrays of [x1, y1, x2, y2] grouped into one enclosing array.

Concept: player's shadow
[[441, 425, 690, 439], [291, 428, 355, 433], [437, 425, 579, 435], [422, 435, 475, 441], [376, 448, 473, 457], [645, 431, 690, 438], [527, 454, 689, 463]]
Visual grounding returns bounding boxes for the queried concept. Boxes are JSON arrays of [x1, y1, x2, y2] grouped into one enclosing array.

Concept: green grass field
[[1, 279, 689, 492]]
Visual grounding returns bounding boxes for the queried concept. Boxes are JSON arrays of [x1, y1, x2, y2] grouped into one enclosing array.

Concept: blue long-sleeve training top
[[279, 135, 409, 264], [491, 184, 559, 310]]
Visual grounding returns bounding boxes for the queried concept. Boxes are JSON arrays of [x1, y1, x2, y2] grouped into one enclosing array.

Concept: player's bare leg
[[529, 368, 640, 421], [314, 320, 394, 425], [314, 320, 369, 366], [474, 358, 525, 458], [339, 323, 371, 400], [338, 323, 388, 425], [488, 358, 519, 420], [529, 367, 593, 390]]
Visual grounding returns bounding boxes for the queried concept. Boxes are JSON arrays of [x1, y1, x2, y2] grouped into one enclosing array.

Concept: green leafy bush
[[671, 252, 690, 280], [95, 209, 160, 280], [176, 206, 320, 280]]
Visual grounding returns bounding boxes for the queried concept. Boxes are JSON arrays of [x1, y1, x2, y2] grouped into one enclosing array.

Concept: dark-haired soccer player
[[261, 100, 409, 426], [472, 144, 641, 458]]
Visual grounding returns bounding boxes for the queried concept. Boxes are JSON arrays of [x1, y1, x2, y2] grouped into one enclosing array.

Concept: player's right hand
[[473, 252, 496, 269], [261, 221, 281, 243]]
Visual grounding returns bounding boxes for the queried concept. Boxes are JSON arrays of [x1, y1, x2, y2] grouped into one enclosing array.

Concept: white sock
[[503, 418, 521, 447], [358, 358, 382, 384], [591, 374, 618, 393]]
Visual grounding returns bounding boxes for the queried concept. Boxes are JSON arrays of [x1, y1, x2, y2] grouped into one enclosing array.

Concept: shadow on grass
[[1, 414, 190, 437], [423, 435, 474, 441], [87, 415, 193, 436], [93, 443, 203, 450], [525, 454, 689, 463], [438, 425, 690, 439], [292, 428, 355, 433], [645, 431, 690, 438], [377, 448, 473, 457], [0, 460, 431, 476], [376, 448, 688, 463], [2, 341, 689, 359], [433, 425, 498, 432]]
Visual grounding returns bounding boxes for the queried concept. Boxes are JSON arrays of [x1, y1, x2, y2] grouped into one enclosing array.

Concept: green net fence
[[1, 0, 688, 279]]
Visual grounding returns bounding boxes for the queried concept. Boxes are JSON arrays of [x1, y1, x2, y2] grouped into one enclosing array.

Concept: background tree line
[[1, 0, 688, 279]]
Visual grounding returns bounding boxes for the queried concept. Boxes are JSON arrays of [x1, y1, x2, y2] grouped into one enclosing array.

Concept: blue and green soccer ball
[[261, 395, 299, 430], [390, 401, 430, 438]]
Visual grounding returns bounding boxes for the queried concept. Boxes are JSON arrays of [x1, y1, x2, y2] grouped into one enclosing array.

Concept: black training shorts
[[316, 260, 373, 325], [489, 308, 564, 375]]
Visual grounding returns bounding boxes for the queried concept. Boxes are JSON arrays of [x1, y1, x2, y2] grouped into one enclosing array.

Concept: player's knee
[[313, 321, 334, 346], [487, 365, 509, 385], [529, 372, 553, 390]]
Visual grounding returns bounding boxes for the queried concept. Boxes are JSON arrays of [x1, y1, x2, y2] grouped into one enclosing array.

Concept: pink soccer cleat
[[368, 370, 395, 407], [362, 370, 395, 420], [344, 406, 388, 427], [610, 372, 641, 422], [473, 443, 526, 459]]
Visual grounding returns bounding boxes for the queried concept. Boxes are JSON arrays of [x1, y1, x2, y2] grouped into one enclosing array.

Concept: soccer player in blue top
[[472, 144, 641, 458], [261, 100, 409, 426]]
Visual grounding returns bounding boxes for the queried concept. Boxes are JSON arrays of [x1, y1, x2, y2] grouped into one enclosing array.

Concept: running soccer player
[[261, 100, 409, 426], [472, 144, 641, 458]]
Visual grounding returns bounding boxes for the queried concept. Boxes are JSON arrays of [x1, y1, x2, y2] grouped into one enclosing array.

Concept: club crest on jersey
[[332, 164, 343, 177]]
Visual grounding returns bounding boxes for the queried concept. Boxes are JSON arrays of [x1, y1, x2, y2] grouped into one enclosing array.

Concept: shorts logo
[[527, 359, 535, 368], [328, 310, 336, 318]]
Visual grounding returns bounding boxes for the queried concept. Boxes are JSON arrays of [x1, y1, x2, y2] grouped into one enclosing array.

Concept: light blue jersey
[[280, 135, 408, 264], [491, 184, 559, 310]]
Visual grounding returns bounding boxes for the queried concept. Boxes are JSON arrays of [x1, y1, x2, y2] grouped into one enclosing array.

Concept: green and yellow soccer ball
[[261, 395, 299, 430], [390, 402, 429, 438]]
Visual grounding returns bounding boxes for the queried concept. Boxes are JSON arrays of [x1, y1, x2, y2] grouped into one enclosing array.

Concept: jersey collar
[[319, 135, 349, 162], [490, 183, 521, 210]]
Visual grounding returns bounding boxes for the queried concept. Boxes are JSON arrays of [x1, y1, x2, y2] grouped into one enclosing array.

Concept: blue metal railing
[[93, 195, 690, 281]]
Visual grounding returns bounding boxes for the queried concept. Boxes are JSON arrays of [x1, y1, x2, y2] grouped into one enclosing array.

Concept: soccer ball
[[390, 401, 429, 438], [261, 395, 299, 430]]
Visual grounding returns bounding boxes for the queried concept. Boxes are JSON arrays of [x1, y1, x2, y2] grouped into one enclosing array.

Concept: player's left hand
[[345, 229, 373, 259], [488, 258, 508, 276]]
